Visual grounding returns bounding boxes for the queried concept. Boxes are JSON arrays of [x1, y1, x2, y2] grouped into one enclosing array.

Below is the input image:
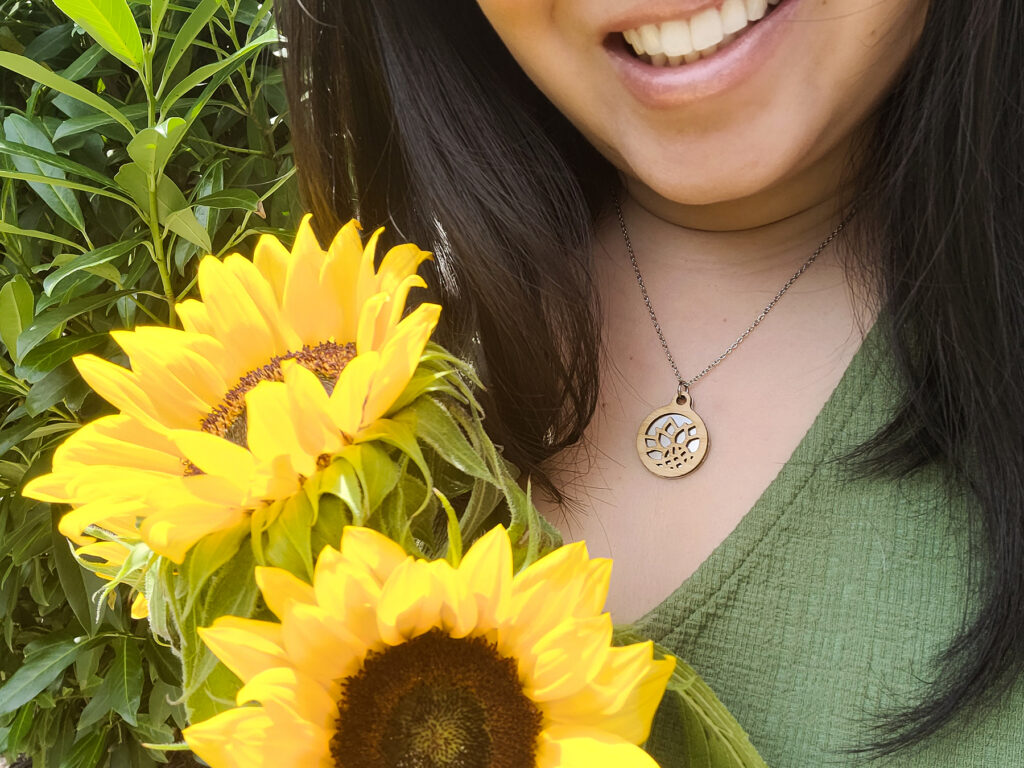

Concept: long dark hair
[[276, 0, 1024, 755]]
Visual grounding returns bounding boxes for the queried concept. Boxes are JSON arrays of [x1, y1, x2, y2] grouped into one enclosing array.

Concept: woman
[[276, 0, 1024, 764]]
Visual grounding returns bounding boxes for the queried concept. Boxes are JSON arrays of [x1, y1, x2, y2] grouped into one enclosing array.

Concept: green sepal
[[614, 627, 770, 768]]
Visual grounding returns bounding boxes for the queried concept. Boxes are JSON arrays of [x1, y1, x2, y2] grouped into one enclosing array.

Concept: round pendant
[[636, 392, 710, 477]]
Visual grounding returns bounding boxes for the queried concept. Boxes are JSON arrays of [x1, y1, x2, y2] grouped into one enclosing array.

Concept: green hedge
[[0, 1, 293, 764]]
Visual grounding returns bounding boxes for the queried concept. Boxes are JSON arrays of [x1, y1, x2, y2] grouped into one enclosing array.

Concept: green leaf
[[157, 0, 220, 96], [59, 42, 107, 82], [347, 442, 400, 522], [43, 237, 142, 296], [16, 288, 135, 361], [173, 545, 258, 723], [161, 28, 279, 115], [52, 0, 144, 69], [62, 728, 110, 768], [0, 136, 118, 187], [314, 458, 363, 522], [3, 115, 85, 231], [0, 416, 46, 458], [113, 163, 212, 251], [150, 0, 170, 34], [17, 334, 106, 382], [23, 23, 74, 62], [192, 188, 260, 211], [53, 102, 148, 144], [178, 521, 249, 618], [614, 629, 770, 768], [0, 170, 137, 209], [0, 52, 135, 134], [126, 117, 186, 176], [25, 362, 78, 416], [106, 636, 143, 726], [394, 397, 491, 482], [164, 207, 212, 252], [264, 492, 315, 577], [0, 220, 83, 250], [51, 514, 104, 635], [0, 276, 34, 360], [0, 634, 88, 716]]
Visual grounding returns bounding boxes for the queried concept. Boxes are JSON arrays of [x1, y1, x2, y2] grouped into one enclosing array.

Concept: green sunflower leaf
[[613, 628, 770, 768], [392, 397, 491, 482]]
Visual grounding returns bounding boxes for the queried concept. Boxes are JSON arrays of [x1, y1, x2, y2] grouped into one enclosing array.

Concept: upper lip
[[600, 1, 727, 36]]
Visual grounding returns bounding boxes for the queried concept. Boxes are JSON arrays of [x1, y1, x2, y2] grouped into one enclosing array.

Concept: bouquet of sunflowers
[[20, 218, 766, 768]]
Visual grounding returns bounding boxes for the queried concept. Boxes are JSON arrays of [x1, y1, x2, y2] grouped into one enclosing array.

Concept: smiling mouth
[[616, 0, 787, 66]]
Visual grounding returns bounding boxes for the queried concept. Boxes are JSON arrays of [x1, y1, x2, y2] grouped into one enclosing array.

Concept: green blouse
[[635, 320, 1024, 766]]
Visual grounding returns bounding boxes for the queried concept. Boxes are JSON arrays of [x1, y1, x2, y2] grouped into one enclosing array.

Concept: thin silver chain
[[613, 193, 854, 396]]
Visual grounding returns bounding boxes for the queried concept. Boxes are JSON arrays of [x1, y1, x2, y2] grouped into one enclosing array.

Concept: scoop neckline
[[633, 316, 887, 642]]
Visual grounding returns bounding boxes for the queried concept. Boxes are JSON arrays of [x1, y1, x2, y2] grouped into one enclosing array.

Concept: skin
[[474, 0, 930, 620]]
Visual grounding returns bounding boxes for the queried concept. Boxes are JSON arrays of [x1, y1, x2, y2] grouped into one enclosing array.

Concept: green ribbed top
[[636, 320, 1024, 767]]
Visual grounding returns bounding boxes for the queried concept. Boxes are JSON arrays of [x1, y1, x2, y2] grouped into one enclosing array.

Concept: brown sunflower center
[[185, 341, 356, 471], [331, 629, 543, 768]]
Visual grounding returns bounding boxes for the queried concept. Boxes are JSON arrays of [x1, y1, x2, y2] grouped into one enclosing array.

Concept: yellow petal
[[359, 303, 440, 426], [328, 351, 379, 438], [141, 502, 247, 563], [74, 354, 186, 431], [374, 242, 432, 295], [256, 566, 316, 620], [223, 254, 300, 352], [282, 215, 330, 344], [522, 613, 613, 701], [130, 593, 150, 620], [543, 643, 674, 744], [57, 499, 144, 544], [199, 616, 288, 684], [196, 256, 281, 375], [244, 379, 309, 473], [323, 219, 365, 340], [340, 527, 409, 585], [110, 329, 224, 418], [375, 557, 443, 645], [236, 667, 336, 731], [458, 526, 513, 630], [535, 726, 661, 768], [50, 415, 183, 475], [508, 542, 593, 647], [176, 298, 216, 336], [312, 546, 383, 648], [281, 602, 366, 681], [355, 227, 385, 309], [253, 232, 292, 305], [355, 292, 390, 354], [168, 430, 255, 488], [283, 363, 343, 462], [185, 707, 332, 768]]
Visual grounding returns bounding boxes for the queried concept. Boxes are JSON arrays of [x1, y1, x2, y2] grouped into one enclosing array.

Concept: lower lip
[[606, 0, 802, 108]]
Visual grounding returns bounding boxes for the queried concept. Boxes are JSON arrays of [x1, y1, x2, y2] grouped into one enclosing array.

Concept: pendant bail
[[676, 381, 689, 404]]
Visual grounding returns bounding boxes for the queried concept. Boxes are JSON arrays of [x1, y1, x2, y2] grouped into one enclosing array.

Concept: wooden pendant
[[636, 391, 709, 477]]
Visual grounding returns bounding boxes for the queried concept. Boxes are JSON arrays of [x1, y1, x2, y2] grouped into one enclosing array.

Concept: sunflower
[[24, 217, 440, 563], [183, 525, 674, 768]]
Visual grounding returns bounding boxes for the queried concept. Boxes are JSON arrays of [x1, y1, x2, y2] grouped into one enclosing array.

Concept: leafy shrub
[[0, 0, 292, 764]]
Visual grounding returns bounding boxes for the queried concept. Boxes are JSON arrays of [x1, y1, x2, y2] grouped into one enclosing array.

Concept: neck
[[615, 137, 858, 275]]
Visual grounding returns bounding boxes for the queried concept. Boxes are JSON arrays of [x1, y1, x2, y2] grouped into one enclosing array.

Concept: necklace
[[614, 194, 853, 478]]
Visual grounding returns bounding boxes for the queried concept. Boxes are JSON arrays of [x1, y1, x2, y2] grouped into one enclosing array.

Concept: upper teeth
[[623, 0, 781, 59]]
